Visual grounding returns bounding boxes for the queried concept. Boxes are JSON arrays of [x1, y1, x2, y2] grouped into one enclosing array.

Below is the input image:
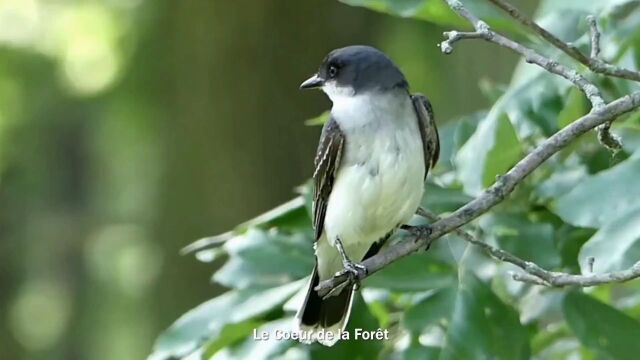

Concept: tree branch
[[484, 0, 625, 152], [586, 15, 601, 59], [315, 0, 640, 297], [441, 1, 605, 111], [585, 15, 623, 153], [418, 208, 640, 287], [487, 0, 640, 82]]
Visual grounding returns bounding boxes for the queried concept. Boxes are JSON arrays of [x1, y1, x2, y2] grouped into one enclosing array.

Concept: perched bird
[[296, 45, 439, 346]]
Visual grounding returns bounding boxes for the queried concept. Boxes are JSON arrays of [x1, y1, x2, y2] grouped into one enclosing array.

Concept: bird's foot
[[321, 260, 367, 300], [336, 260, 367, 291]]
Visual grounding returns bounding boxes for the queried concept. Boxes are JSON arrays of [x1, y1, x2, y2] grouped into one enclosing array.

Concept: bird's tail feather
[[296, 266, 354, 346]]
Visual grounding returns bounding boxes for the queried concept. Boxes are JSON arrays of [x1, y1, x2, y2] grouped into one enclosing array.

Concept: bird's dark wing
[[411, 93, 440, 179], [312, 117, 345, 241]]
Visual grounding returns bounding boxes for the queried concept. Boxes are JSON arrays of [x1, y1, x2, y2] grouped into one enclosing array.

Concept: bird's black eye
[[328, 65, 338, 78]]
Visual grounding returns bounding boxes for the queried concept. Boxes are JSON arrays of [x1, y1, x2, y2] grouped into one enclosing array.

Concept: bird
[[295, 45, 439, 346]]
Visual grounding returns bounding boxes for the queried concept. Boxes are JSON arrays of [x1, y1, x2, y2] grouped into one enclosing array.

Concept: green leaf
[[310, 294, 383, 358], [202, 320, 263, 358], [553, 155, 640, 228], [402, 287, 457, 333], [479, 213, 561, 270], [365, 252, 456, 291], [339, 0, 461, 26], [151, 290, 244, 360], [210, 318, 297, 360], [557, 87, 588, 128], [483, 114, 522, 186], [402, 343, 441, 360], [538, 0, 639, 15], [578, 206, 640, 273], [214, 229, 313, 289], [304, 111, 330, 126], [440, 270, 530, 360], [435, 111, 482, 170], [235, 196, 310, 231], [503, 62, 571, 139], [563, 291, 640, 360], [226, 281, 305, 321], [338, 0, 523, 33], [456, 113, 521, 195], [535, 165, 588, 201], [421, 184, 473, 214], [182, 196, 310, 256], [151, 282, 303, 359]]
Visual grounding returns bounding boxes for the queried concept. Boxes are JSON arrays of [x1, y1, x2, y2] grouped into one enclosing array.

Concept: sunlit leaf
[[578, 206, 640, 273], [456, 112, 521, 195], [182, 197, 310, 256], [304, 111, 330, 126], [479, 213, 561, 269], [202, 320, 263, 358], [209, 318, 297, 360], [151, 282, 303, 360], [151, 290, 244, 359], [339, 0, 523, 33], [214, 229, 313, 289], [557, 87, 588, 128], [553, 155, 640, 228]]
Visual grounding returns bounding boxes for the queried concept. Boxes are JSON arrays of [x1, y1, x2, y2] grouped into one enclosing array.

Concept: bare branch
[[445, 1, 624, 153], [487, 0, 589, 63], [440, 30, 488, 54], [487, 0, 640, 82], [485, 0, 624, 151], [586, 15, 601, 59], [315, 91, 640, 294], [513, 262, 640, 287], [585, 16, 623, 153], [440, 0, 605, 110], [418, 208, 640, 287]]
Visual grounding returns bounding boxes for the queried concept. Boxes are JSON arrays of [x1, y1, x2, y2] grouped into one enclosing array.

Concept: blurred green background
[[4, 0, 606, 359]]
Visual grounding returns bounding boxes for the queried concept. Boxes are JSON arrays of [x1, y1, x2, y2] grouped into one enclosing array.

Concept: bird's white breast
[[316, 90, 425, 278]]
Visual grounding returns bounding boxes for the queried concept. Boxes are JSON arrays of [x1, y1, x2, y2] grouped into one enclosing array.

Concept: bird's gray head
[[300, 45, 408, 99]]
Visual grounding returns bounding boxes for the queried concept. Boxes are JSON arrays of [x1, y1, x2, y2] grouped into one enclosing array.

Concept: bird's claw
[[336, 260, 367, 291]]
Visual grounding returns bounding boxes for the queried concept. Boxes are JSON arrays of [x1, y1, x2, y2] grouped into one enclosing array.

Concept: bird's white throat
[[324, 84, 412, 130]]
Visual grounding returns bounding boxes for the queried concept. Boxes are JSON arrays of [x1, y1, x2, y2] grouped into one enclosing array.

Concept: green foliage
[[440, 270, 530, 360], [563, 291, 640, 360], [152, 0, 640, 358], [339, 0, 524, 33]]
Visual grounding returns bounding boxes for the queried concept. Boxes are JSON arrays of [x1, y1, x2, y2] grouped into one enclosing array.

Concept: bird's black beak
[[300, 74, 324, 89]]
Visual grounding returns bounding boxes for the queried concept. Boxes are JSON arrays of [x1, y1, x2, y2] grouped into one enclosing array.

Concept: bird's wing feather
[[312, 117, 345, 241], [411, 93, 440, 179]]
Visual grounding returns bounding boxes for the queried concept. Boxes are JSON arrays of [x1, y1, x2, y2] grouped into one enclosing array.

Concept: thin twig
[[487, 0, 640, 82], [418, 208, 640, 287], [587, 15, 601, 59], [585, 14, 622, 152], [441, 0, 605, 110], [445, 1, 624, 152]]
